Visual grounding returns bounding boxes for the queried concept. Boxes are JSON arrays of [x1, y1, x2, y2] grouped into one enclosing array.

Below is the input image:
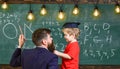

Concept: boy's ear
[[72, 34, 76, 38]]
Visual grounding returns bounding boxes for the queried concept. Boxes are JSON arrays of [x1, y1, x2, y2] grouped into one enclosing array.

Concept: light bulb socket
[[42, 4, 46, 8], [94, 6, 98, 10], [59, 9, 63, 12], [29, 10, 33, 13], [115, 3, 119, 6], [74, 4, 78, 8]]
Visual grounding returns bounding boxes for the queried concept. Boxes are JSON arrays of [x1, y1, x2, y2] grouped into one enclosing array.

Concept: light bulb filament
[[58, 11, 65, 20], [73, 5, 79, 15], [115, 5, 120, 13], [93, 6, 100, 17], [1, 2, 8, 10], [40, 5, 47, 15]]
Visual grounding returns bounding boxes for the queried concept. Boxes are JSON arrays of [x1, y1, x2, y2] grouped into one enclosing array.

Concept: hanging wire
[[113, 0, 120, 7], [56, 0, 64, 12], [93, 0, 99, 6], [59, 4, 63, 11], [72, 0, 80, 4], [114, 0, 119, 4], [29, 3, 32, 12], [93, 0, 99, 10]]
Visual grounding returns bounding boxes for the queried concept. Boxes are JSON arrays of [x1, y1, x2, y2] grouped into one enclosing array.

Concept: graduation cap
[[62, 22, 80, 28]]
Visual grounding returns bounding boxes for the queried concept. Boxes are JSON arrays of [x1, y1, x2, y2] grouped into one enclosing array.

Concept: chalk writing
[[81, 22, 115, 60], [82, 49, 116, 60], [3, 23, 18, 39]]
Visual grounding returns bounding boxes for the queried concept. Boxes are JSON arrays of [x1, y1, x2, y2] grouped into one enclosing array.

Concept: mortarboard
[[62, 22, 80, 28]]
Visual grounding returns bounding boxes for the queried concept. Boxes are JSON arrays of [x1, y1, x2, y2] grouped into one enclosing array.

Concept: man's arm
[[10, 34, 25, 67], [10, 48, 22, 67]]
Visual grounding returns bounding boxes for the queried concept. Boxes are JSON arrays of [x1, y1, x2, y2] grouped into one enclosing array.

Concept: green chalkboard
[[0, 4, 120, 65]]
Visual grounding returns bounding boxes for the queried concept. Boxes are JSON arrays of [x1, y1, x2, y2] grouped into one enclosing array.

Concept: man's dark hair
[[32, 28, 51, 46]]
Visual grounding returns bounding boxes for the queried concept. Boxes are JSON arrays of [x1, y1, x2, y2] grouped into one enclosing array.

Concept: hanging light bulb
[[1, 1, 8, 10], [115, 3, 120, 13], [58, 9, 65, 20], [72, 4, 79, 15], [40, 4, 47, 15], [27, 10, 35, 21], [93, 6, 100, 17], [27, 4, 35, 21]]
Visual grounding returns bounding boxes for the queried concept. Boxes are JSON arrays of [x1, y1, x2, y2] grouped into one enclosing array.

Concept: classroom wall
[[0, 4, 120, 68], [0, 65, 120, 69]]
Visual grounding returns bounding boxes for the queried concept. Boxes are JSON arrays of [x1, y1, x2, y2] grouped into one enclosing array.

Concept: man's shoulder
[[22, 48, 58, 58], [47, 51, 58, 58], [22, 48, 34, 52], [21, 48, 35, 55]]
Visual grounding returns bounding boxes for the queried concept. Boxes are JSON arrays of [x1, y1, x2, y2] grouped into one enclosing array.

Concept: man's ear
[[42, 39, 47, 45]]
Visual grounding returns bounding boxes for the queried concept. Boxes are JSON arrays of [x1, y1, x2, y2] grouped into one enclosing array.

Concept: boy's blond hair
[[62, 28, 80, 39]]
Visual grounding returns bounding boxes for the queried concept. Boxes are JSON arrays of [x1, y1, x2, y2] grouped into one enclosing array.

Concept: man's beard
[[48, 41, 55, 52]]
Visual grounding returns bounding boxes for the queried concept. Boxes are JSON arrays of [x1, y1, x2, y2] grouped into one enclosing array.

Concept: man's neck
[[37, 45, 48, 50]]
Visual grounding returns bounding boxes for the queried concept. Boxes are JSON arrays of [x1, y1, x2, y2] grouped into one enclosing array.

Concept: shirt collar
[[37, 45, 48, 50]]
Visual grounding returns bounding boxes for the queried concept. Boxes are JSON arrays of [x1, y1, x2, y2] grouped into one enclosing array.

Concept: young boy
[[54, 22, 80, 69]]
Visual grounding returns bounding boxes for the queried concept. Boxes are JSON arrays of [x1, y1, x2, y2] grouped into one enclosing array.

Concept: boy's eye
[[63, 32, 68, 36], [64, 34, 67, 36]]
